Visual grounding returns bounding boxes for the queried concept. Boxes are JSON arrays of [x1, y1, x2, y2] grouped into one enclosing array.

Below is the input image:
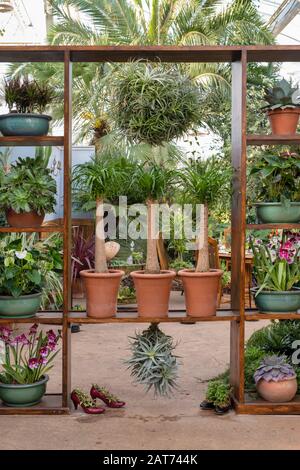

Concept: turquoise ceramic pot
[[0, 113, 51, 136], [0, 375, 49, 407], [252, 288, 300, 314], [0, 292, 42, 318], [254, 202, 300, 223]]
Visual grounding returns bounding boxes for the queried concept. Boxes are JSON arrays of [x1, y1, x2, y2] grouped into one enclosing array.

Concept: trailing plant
[[126, 323, 179, 397], [263, 78, 300, 111], [3, 77, 55, 114], [179, 157, 231, 272], [0, 156, 56, 216], [111, 61, 202, 146], [254, 355, 296, 383], [249, 152, 300, 203], [251, 232, 300, 292], [0, 324, 60, 385]]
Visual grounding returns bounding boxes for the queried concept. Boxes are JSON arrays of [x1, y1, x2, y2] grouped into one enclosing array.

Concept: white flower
[[15, 250, 27, 259]]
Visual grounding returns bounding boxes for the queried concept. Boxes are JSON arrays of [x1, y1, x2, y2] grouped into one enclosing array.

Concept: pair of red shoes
[[71, 384, 125, 414]]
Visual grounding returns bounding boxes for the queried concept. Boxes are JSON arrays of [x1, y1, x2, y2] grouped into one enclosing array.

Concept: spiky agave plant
[[126, 323, 179, 397]]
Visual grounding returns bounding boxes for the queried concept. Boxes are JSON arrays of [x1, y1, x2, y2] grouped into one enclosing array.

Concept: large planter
[[252, 288, 300, 314], [80, 269, 124, 318], [0, 113, 51, 136], [267, 108, 300, 135], [0, 292, 42, 319], [256, 377, 297, 403], [131, 270, 176, 318], [6, 208, 45, 228], [254, 202, 300, 224], [0, 375, 49, 407], [178, 269, 223, 317]]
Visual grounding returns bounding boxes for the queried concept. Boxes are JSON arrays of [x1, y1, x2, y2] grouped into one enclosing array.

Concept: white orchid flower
[[15, 250, 27, 259]]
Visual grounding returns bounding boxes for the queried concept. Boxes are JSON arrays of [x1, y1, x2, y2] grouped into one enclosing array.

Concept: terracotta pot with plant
[[263, 78, 300, 135], [178, 158, 230, 317], [73, 155, 131, 318], [111, 61, 202, 317]]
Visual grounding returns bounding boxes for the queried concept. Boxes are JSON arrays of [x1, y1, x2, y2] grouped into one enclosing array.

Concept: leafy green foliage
[[179, 157, 231, 208], [131, 160, 176, 203], [263, 78, 300, 111], [3, 77, 55, 114], [206, 379, 232, 408], [126, 323, 179, 397], [249, 152, 300, 203], [111, 61, 202, 146], [0, 156, 57, 215]]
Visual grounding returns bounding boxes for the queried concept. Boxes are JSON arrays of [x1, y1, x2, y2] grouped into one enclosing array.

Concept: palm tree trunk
[[196, 204, 209, 273], [145, 198, 160, 274], [95, 198, 108, 273]]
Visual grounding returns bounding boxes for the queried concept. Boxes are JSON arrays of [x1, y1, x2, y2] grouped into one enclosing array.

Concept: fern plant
[[126, 323, 179, 397]]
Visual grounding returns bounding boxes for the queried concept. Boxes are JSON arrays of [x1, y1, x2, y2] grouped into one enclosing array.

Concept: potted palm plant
[[251, 232, 300, 314], [263, 78, 300, 135], [0, 324, 60, 407], [130, 161, 176, 317], [249, 152, 300, 223], [0, 77, 55, 136], [73, 154, 132, 318], [0, 155, 57, 227], [178, 157, 230, 317]]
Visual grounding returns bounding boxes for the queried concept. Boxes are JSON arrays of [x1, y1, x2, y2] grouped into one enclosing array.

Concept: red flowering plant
[[251, 231, 300, 294], [0, 324, 61, 384]]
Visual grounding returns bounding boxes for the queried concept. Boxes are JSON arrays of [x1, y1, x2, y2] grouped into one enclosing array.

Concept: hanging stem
[[145, 198, 160, 274], [95, 198, 108, 273], [196, 204, 209, 273]]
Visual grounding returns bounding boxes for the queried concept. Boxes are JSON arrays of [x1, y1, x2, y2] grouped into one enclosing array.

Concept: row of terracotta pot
[[80, 268, 223, 319]]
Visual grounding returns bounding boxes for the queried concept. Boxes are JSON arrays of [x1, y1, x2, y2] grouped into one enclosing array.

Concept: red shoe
[[90, 384, 126, 408], [71, 389, 105, 414]]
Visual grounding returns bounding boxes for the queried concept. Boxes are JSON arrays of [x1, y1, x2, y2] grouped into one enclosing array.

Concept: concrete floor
[[1, 294, 300, 450]]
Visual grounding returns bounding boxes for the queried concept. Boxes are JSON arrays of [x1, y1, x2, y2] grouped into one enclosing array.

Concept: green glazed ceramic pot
[[251, 288, 300, 314], [0, 113, 51, 136], [0, 292, 42, 318], [0, 375, 49, 407], [254, 202, 300, 224]]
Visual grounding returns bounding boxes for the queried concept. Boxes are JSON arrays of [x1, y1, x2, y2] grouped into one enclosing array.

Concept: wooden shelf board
[[247, 223, 300, 230], [0, 312, 63, 324], [233, 394, 300, 415], [0, 225, 63, 233], [0, 394, 69, 415], [247, 134, 300, 145], [245, 312, 300, 320], [68, 309, 238, 323], [0, 136, 64, 147]]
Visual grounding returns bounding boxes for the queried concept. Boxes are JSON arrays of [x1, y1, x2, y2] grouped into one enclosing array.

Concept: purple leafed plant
[[254, 355, 296, 384], [71, 227, 95, 283]]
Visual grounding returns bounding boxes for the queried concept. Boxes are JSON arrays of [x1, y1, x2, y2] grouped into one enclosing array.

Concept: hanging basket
[[0, 1, 13, 13]]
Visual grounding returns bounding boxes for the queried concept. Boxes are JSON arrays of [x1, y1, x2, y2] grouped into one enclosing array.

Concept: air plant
[[126, 323, 179, 397], [254, 355, 296, 383]]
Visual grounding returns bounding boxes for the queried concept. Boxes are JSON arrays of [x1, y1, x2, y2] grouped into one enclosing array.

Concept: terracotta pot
[[6, 209, 44, 228], [256, 377, 297, 403], [267, 108, 300, 135], [178, 269, 223, 317], [131, 270, 176, 318], [80, 269, 124, 318]]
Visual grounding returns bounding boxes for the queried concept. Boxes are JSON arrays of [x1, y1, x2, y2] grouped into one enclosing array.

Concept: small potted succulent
[[201, 379, 232, 415], [0, 324, 60, 407], [0, 236, 49, 318], [249, 152, 300, 223], [178, 158, 230, 317], [0, 156, 57, 227], [254, 355, 297, 403], [0, 77, 55, 136], [263, 78, 300, 135], [251, 232, 300, 313]]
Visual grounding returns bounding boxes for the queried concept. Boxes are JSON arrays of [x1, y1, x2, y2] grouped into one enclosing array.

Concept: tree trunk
[[95, 198, 108, 273], [145, 198, 160, 274], [195, 204, 209, 273]]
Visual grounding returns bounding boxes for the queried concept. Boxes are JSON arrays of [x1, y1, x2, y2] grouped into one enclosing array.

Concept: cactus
[[263, 78, 300, 110], [254, 355, 296, 383]]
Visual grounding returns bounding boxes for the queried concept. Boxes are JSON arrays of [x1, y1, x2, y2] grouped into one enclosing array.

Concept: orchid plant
[[251, 231, 300, 293], [0, 324, 61, 384]]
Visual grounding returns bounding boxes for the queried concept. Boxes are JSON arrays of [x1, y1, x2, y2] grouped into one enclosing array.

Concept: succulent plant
[[263, 78, 300, 111], [254, 355, 296, 384], [126, 323, 179, 397]]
